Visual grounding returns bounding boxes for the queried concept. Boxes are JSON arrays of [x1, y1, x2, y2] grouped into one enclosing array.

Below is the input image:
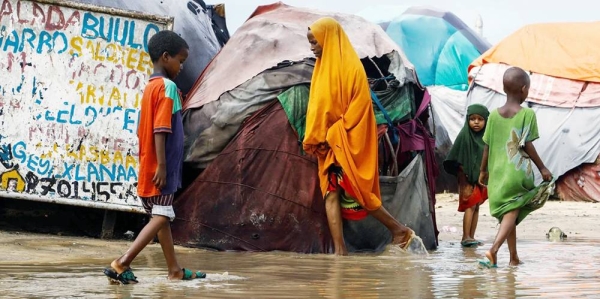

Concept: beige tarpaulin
[[470, 22, 600, 83], [183, 2, 416, 110]]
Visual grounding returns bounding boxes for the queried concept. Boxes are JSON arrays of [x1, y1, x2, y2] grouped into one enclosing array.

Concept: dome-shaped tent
[[358, 6, 491, 192], [172, 3, 440, 252], [385, 6, 490, 91], [469, 22, 600, 202]]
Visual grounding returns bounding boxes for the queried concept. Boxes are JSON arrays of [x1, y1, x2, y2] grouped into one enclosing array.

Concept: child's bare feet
[[110, 259, 127, 274], [104, 259, 138, 284], [509, 258, 521, 266], [333, 243, 348, 256], [169, 269, 188, 280], [485, 250, 497, 265], [478, 250, 498, 269], [169, 268, 206, 280], [461, 237, 476, 242]]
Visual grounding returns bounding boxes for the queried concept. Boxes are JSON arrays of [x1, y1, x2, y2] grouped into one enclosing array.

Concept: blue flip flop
[[103, 267, 139, 284], [461, 240, 479, 247], [478, 259, 498, 269], [182, 268, 206, 280]]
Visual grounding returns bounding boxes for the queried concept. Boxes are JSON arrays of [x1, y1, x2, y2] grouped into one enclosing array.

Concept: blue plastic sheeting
[[385, 7, 490, 90]]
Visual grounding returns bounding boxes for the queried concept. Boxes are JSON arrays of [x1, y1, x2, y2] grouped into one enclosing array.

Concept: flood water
[[1, 237, 599, 298]]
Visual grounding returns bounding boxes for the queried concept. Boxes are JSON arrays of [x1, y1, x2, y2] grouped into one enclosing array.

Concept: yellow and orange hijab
[[302, 17, 382, 211]]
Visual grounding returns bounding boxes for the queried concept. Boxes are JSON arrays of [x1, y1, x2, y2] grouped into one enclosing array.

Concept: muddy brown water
[[0, 237, 599, 298]]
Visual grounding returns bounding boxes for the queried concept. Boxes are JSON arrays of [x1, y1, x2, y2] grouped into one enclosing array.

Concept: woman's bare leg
[[369, 206, 413, 247], [325, 191, 347, 255]]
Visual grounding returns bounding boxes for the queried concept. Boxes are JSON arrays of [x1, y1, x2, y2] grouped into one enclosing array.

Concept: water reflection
[[0, 239, 599, 298]]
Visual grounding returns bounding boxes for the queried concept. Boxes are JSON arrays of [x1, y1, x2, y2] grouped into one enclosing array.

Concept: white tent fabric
[[428, 86, 467, 153]]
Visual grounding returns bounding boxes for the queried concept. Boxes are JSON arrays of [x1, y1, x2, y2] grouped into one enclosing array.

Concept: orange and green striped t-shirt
[[137, 75, 184, 198]]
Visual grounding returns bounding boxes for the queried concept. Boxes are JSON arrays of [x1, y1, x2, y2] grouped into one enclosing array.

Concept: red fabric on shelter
[[172, 101, 333, 253]]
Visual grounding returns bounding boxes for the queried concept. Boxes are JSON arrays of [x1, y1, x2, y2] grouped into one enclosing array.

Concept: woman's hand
[[309, 142, 330, 158], [318, 142, 330, 151]]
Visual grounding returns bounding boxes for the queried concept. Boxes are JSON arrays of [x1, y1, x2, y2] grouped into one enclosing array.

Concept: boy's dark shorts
[[140, 194, 175, 222]]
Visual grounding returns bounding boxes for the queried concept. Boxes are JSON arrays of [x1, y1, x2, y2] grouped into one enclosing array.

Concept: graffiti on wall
[[0, 0, 170, 207]]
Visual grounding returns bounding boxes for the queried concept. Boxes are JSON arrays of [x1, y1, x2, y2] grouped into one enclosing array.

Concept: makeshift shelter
[[173, 3, 440, 253], [358, 6, 491, 192], [467, 22, 600, 202], [73, 0, 227, 95], [182, 2, 419, 170], [384, 6, 490, 90]]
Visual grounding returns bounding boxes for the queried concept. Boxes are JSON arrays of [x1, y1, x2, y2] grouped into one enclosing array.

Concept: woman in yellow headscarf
[[303, 17, 414, 255]]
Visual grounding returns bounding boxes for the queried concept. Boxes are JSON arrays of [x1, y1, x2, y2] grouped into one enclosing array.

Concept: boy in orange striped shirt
[[103, 30, 205, 284]]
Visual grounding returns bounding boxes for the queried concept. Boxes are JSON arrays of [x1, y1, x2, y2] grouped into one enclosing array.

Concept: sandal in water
[[103, 267, 138, 285]]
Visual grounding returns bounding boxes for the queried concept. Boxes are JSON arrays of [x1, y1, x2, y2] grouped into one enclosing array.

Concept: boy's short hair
[[503, 66, 530, 94], [148, 30, 189, 62]]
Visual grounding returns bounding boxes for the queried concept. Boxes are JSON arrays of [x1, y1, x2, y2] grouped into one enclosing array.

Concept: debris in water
[[546, 227, 567, 241], [405, 234, 429, 255], [124, 230, 135, 240]]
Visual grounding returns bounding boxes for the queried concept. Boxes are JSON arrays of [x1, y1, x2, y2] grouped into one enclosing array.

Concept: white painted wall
[[0, 0, 171, 212]]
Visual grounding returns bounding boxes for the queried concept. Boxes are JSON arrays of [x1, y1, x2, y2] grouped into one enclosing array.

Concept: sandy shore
[[1, 195, 599, 265], [435, 193, 600, 242]]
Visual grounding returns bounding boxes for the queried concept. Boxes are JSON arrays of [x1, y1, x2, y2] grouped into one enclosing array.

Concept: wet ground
[[1, 196, 600, 298]]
